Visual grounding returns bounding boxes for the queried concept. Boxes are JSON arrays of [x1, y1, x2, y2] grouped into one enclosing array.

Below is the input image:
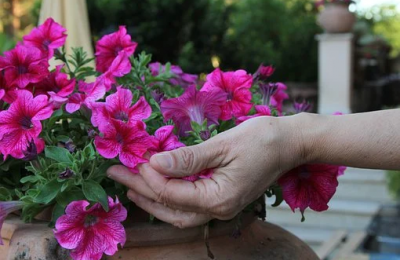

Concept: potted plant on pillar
[[316, 0, 356, 33], [0, 18, 346, 260]]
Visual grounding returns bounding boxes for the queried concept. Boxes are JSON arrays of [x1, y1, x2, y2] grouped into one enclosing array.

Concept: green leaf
[[20, 175, 39, 184], [56, 135, 70, 143], [45, 146, 73, 164], [144, 112, 159, 122], [201, 119, 208, 129], [83, 143, 95, 159], [271, 186, 283, 207], [21, 204, 45, 222], [26, 189, 40, 198], [14, 189, 23, 198], [56, 188, 85, 207], [190, 121, 202, 133], [34, 179, 63, 204], [82, 180, 109, 211], [91, 161, 115, 182], [0, 159, 18, 171], [52, 109, 63, 117], [60, 181, 70, 192], [0, 187, 12, 200]]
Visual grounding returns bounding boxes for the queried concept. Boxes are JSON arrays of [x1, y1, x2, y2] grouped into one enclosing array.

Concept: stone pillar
[[316, 33, 354, 114]]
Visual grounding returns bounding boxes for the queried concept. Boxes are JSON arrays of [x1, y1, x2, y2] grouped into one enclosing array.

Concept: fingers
[[107, 165, 159, 201], [150, 140, 224, 178], [139, 163, 218, 212], [107, 164, 212, 213], [107, 164, 216, 214], [108, 164, 239, 220], [127, 190, 211, 228]]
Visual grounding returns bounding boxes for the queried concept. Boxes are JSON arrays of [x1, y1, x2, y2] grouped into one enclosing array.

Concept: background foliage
[[86, 0, 321, 82], [2, 0, 400, 81], [387, 171, 400, 200]]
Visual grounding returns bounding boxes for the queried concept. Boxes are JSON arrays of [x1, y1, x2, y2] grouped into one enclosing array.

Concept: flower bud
[[151, 90, 165, 105], [64, 140, 76, 153], [59, 168, 74, 179], [293, 101, 313, 113], [22, 140, 38, 161], [253, 64, 275, 82], [259, 83, 278, 106], [199, 130, 211, 141], [87, 129, 97, 139], [54, 49, 63, 60]]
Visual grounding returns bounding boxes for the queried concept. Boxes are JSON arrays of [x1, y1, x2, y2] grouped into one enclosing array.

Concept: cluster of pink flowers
[[0, 18, 346, 260]]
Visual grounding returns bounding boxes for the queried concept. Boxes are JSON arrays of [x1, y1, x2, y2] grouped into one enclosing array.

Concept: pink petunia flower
[[151, 125, 185, 154], [270, 82, 289, 113], [253, 64, 275, 82], [0, 72, 17, 104], [201, 68, 253, 121], [54, 197, 127, 260], [97, 51, 132, 91], [0, 90, 53, 159], [0, 201, 24, 245], [236, 105, 271, 124], [0, 45, 49, 89], [66, 80, 106, 114], [34, 65, 75, 108], [277, 164, 344, 217], [149, 62, 198, 88], [161, 86, 226, 136], [149, 125, 212, 181], [338, 166, 347, 176], [95, 26, 137, 73], [91, 87, 151, 132], [94, 120, 155, 169], [23, 18, 67, 59]]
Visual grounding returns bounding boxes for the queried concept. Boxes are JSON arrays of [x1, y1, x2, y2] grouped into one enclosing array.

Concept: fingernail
[[153, 153, 172, 169], [107, 171, 114, 179]]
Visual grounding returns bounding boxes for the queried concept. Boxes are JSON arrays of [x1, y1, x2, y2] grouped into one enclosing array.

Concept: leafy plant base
[[1, 215, 318, 260]]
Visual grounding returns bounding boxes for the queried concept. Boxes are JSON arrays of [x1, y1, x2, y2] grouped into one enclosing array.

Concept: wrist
[[287, 113, 327, 165]]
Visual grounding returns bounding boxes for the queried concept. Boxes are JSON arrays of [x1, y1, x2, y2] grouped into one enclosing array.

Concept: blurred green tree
[[358, 4, 400, 58], [221, 0, 319, 81], [48, 0, 321, 82], [87, 0, 231, 74]]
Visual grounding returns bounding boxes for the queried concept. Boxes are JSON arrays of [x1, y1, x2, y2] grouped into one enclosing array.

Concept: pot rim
[[124, 212, 257, 247]]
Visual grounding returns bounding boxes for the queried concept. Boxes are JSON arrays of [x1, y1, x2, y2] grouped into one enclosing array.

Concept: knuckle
[[210, 202, 233, 218], [180, 148, 196, 170], [155, 185, 169, 204], [172, 221, 185, 229], [209, 195, 238, 219]]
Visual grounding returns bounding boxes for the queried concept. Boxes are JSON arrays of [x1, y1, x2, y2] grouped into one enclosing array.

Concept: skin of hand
[[107, 115, 306, 228], [108, 109, 400, 228], [303, 109, 400, 170]]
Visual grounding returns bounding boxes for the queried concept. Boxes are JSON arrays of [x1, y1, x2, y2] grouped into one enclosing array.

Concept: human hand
[[107, 115, 306, 228]]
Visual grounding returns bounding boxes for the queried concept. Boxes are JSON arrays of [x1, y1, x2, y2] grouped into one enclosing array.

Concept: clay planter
[[317, 3, 356, 33], [0, 213, 318, 260]]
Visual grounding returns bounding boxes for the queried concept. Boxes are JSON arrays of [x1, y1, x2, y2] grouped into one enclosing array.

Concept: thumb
[[150, 142, 221, 178]]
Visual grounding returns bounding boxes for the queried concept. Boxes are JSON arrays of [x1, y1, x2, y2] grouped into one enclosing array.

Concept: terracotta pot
[[317, 3, 356, 33], [0, 214, 318, 260]]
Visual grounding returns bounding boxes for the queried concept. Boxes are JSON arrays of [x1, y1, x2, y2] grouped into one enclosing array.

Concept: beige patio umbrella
[[39, 0, 95, 74]]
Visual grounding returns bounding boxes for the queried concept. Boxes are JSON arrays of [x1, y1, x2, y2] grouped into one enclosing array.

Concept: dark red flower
[[278, 164, 345, 216]]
